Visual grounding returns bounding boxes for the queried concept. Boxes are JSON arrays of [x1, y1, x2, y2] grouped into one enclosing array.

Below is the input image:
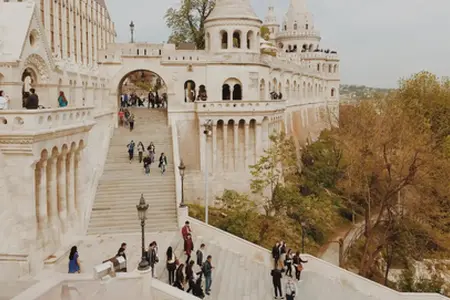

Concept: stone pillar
[[67, 152, 76, 226], [223, 123, 228, 171], [233, 124, 239, 171], [244, 124, 250, 170], [58, 154, 68, 233], [38, 160, 48, 245], [212, 124, 217, 173], [255, 123, 262, 158], [1, 82, 23, 109], [48, 156, 60, 246], [199, 123, 206, 172]]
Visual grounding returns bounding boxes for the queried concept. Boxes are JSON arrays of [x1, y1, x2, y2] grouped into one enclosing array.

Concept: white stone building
[[0, 0, 339, 283]]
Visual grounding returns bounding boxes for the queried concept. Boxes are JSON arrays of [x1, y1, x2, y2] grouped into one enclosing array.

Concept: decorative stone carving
[[23, 54, 51, 83]]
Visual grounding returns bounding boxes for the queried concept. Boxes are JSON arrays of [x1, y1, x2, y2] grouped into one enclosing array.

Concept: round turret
[[204, 0, 262, 53]]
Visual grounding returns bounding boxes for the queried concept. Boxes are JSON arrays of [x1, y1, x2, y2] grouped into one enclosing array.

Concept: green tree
[[165, 0, 215, 49], [250, 132, 299, 215], [260, 25, 270, 40]]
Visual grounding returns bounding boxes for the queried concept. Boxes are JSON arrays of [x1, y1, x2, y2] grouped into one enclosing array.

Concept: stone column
[[48, 156, 60, 246], [233, 124, 239, 171], [75, 151, 83, 215], [244, 124, 250, 170], [223, 123, 228, 171], [58, 154, 68, 233], [38, 160, 48, 245], [199, 123, 206, 172], [67, 152, 76, 225], [212, 124, 217, 173], [255, 123, 262, 158]]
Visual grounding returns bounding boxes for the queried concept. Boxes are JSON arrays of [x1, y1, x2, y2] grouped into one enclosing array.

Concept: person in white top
[[0, 90, 10, 110], [285, 277, 297, 300]]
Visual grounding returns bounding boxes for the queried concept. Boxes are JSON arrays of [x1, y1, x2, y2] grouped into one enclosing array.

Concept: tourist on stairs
[[128, 113, 135, 132], [202, 255, 214, 295], [293, 251, 308, 281], [285, 277, 297, 300], [196, 243, 205, 267], [271, 262, 283, 299], [285, 249, 293, 277], [159, 152, 168, 175], [58, 91, 68, 107], [185, 260, 196, 293], [137, 142, 145, 163], [127, 140, 135, 163], [166, 246, 177, 285], [184, 234, 194, 264], [118, 109, 125, 126], [146, 241, 159, 278], [181, 221, 192, 241], [173, 264, 185, 290], [143, 155, 152, 175], [68, 246, 81, 274], [147, 142, 155, 160]]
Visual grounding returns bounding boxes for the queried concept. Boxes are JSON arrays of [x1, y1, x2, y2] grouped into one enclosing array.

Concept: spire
[[289, 0, 308, 13], [264, 0, 277, 24]]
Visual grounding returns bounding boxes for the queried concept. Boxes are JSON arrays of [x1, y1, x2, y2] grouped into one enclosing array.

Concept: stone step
[[87, 224, 178, 235]]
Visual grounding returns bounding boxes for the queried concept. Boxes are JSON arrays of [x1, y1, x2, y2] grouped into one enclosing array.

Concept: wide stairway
[[87, 108, 178, 235]]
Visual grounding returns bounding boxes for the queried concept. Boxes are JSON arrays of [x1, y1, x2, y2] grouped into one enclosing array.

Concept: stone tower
[[263, 1, 279, 44], [204, 0, 262, 53]]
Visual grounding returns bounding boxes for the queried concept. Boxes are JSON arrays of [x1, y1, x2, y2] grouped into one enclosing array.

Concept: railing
[[0, 107, 95, 132], [276, 30, 321, 39], [195, 100, 286, 114]]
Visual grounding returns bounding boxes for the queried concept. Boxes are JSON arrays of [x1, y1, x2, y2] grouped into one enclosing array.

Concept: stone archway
[[117, 69, 168, 110]]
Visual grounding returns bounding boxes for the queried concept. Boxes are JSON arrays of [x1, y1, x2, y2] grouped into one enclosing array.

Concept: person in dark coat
[[173, 264, 185, 290], [146, 241, 158, 278], [271, 263, 283, 299], [272, 242, 280, 269], [293, 251, 308, 281], [115, 242, 127, 272], [184, 234, 194, 264], [26, 88, 39, 109]]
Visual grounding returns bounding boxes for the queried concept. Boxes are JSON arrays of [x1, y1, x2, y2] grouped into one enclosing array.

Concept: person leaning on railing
[[0, 90, 10, 110]]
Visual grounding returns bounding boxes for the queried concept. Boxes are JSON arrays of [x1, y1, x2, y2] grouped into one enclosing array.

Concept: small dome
[[206, 0, 261, 23]]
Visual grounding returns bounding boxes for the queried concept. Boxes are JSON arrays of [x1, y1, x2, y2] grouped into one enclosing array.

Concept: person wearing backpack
[[127, 140, 135, 163], [196, 243, 205, 267], [271, 262, 283, 299]]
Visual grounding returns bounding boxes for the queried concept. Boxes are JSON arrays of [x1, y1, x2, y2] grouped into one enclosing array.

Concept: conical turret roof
[[206, 0, 261, 23]]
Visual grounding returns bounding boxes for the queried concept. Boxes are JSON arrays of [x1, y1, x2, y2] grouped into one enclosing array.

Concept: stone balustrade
[[276, 29, 321, 39], [0, 107, 94, 132], [195, 100, 286, 114]]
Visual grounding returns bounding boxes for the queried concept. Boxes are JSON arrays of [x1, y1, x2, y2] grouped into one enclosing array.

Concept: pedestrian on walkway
[[182, 221, 192, 241], [272, 242, 280, 269], [196, 243, 205, 267], [166, 246, 177, 285], [202, 255, 214, 295], [143, 155, 152, 175], [285, 277, 297, 300], [271, 262, 283, 299], [184, 234, 194, 264], [293, 251, 308, 281], [128, 113, 135, 131], [174, 264, 185, 290], [137, 142, 145, 163], [127, 140, 135, 163], [285, 249, 293, 277], [68, 246, 81, 274], [146, 241, 159, 278]]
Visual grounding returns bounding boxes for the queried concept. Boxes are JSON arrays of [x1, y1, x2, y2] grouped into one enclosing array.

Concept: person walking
[[159, 153, 168, 175], [285, 277, 297, 300], [271, 263, 283, 299], [0, 90, 10, 110], [146, 241, 158, 278], [128, 113, 135, 131], [185, 260, 196, 293], [143, 155, 152, 175], [147, 142, 155, 159], [58, 91, 68, 107], [272, 242, 280, 269], [293, 251, 308, 281], [181, 221, 192, 241], [68, 246, 81, 274], [26, 88, 39, 109], [127, 140, 135, 163], [166, 246, 177, 285], [285, 249, 293, 277], [118, 109, 125, 126], [184, 234, 194, 264], [202, 255, 214, 295], [196, 243, 205, 267], [280, 241, 287, 271], [173, 264, 185, 290], [137, 142, 145, 163]]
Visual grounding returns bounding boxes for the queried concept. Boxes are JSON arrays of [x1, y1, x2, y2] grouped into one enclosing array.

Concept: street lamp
[[301, 221, 306, 254], [203, 119, 212, 224], [178, 160, 186, 207], [136, 194, 149, 271], [129, 21, 135, 43]]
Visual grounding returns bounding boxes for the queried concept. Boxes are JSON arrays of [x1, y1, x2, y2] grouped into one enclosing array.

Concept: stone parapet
[[195, 100, 286, 116], [0, 107, 95, 133]]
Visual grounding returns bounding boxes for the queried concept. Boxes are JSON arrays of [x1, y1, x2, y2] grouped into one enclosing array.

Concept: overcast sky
[[106, 0, 449, 88]]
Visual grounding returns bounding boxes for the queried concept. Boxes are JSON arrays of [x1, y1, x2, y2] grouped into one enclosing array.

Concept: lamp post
[[178, 160, 186, 207], [301, 221, 306, 254], [136, 194, 149, 271], [203, 119, 212, 224], [129, 21, 135, 43]]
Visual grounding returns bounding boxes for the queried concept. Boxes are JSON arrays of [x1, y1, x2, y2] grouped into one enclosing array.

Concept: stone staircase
[[87, 108, 178, 235]]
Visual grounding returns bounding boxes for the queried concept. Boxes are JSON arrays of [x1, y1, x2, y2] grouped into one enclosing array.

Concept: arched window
[[184, 80, 196, 102], [198, 85, 207, 101], [329, 65, 332, 73], [334, 64, 338, 73], [309, 44, 314, 51], [259, 79, 266, 101], [331, 88, 336, 97], [233, 84, 242, 100], [284, 25, 287, 31], [285, 80, 290, 99], [305, 24, 309, 30], [294, 23, 298, 30], [271, 28, 274, 33], [317, 64, 320, 71], [221, 31, 228, 49], [206, 33, 211, 51], [247, 31, 254, 49], [222, 84, 231, 100], [233, 31, 241, 48]]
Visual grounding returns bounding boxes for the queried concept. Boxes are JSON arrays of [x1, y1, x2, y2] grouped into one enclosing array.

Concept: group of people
[[165, 221, 213, 298], [126, 140, 168, 175], [120, 92, 167, 109], [0, 89, 70, 110], [118, 108, 135, 131], [271, 241, 308, 299]]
